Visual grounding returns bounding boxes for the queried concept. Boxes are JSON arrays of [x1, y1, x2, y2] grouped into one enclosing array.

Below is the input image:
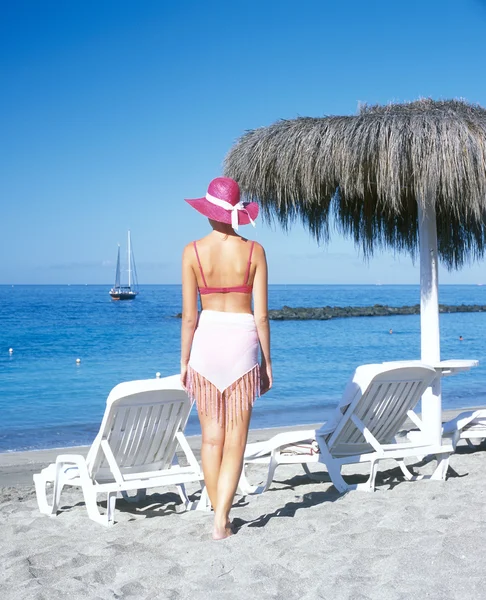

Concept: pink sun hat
[[185, 177, 259, 232]]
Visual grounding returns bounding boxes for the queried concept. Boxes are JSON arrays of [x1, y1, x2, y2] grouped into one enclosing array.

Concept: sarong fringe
[[186, 364, 260, 430]]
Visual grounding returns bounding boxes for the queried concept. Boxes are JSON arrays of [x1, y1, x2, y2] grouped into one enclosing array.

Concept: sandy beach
[[1, 417, 485, 600]]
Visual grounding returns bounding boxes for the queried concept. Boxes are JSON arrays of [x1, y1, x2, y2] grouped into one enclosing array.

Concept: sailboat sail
[[114, 246, 121, 289], [128, 236, 139, 290]]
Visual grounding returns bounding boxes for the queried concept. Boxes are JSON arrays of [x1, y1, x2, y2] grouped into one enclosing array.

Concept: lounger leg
[[398, 452, 449, 482], [50, 462, 69, 515], [465, 438, 485, 449], [318, 444, 349, 494], [106, 492, 117, 525], [33, 472, 54, 515], [176, 483, 190, 506], [397, 460, 416, 481], [238, 465, 260, 495], [355, 460, 379, 492], [81, 487, 107, 525], [430, 454, 449, 481], [121, 489, 147, 503], [34, 462, 70, 516], [259, 454, 279, 494], [326, 461, 348, 493], [239, 453, 280, 495], [195, 483, 211, 511], [175, 482, 209, 512], [302, 464, 325, 482], [78, 487, 116, 527]]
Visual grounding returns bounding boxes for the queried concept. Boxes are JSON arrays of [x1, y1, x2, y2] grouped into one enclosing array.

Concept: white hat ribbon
[[205, 192, 256, 232]]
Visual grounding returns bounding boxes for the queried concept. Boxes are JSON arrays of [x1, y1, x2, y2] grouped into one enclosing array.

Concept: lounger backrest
[[327, 365, 436, 457], [86, 376, 192, 481]]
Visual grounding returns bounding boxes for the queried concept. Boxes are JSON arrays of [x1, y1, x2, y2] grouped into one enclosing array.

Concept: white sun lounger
[[34, 375, 208, 526], [442, 409, 486, 449], [240, 364, 454, 495]]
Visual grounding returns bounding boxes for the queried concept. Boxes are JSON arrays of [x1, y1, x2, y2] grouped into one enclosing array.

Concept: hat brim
[[185, 197, 259, 226]]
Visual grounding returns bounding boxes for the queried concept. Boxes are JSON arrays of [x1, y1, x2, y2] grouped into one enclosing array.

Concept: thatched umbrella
[[224, 99, 486, 446]]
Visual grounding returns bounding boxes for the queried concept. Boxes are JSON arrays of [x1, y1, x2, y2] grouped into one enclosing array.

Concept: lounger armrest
[[54, 454, 90, 481], [442, 410, 485, 434], [55, 454, 87, 466], [244, 429, 317, 460]]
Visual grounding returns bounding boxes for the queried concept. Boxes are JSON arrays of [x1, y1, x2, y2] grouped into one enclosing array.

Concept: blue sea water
[[1, 284, 485, 452]]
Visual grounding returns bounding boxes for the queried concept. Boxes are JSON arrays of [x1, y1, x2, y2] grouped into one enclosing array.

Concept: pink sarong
[[186, 310, 260, 429]]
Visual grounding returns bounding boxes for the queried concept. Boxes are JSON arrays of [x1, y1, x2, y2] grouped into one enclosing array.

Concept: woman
[[181, 176, 272, 540]]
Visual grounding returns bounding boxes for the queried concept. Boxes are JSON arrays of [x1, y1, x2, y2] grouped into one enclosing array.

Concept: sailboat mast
[[128, 230, 131, 289], [114, 245, 121, 288]]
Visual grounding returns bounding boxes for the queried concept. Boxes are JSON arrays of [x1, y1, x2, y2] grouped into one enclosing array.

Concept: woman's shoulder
[[182, 235, 213, 258], [241, 236, 263, 247], [182, 240, 198, 259], [246, 239, 265, 255], [183, 235, 209, 250]]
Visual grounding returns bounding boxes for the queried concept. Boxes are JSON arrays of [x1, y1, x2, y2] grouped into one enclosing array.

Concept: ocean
[[1, 284, 485, 452]]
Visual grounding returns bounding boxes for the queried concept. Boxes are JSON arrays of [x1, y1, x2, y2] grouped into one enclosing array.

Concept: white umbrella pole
[[418, 201, 442, 446]]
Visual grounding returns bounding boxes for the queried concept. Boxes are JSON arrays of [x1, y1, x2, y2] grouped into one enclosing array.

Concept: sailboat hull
[[109, 289, 138, 300]]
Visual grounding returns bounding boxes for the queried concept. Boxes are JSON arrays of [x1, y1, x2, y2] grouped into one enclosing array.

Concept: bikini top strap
[[244, 241, 255, 284], [193, 241, 208, 288]]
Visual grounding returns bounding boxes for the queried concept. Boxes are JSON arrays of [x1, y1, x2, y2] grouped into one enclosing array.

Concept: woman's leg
[[198, 404, 226, 513], [213, 386, 253, 539]]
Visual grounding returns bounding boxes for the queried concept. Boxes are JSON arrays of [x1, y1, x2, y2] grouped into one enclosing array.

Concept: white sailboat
[[109, 230, 139, 300]]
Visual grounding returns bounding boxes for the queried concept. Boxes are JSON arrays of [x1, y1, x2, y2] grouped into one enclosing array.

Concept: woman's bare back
[[191, 233, 259, 314]]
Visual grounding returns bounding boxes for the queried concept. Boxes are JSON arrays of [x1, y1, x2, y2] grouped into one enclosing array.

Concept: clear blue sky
[[2, 0, 486, 285]]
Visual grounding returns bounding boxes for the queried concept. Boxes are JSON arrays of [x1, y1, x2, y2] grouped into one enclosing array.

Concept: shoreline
[[1, 406, 482, 487], [0, 423, 322, 487]]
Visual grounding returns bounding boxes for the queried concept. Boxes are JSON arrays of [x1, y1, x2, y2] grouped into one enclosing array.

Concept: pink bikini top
[[193, 240, 255, 295]]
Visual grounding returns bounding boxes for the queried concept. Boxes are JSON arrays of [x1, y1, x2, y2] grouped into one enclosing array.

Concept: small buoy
[[9, 348, 13, 354], [76, 358, 81, 364], [155, 372, 161, 378]]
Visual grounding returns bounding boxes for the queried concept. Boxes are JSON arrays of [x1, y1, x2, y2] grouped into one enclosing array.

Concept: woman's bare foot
[[212, 519, 233, 540]]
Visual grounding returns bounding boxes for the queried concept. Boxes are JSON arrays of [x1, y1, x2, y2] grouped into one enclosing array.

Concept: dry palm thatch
[[224, 99, 486, 268]]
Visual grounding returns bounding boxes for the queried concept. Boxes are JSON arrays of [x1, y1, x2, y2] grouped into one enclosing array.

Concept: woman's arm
[[252, 244, 272, 394], [181, 244, 198, 387]]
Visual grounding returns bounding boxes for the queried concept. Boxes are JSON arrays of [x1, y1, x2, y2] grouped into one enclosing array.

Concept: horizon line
[[1, 283, 484, 287]]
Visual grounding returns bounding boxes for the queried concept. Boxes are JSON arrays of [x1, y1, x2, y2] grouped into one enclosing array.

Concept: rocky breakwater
[[266, 304, 486, 321], [175, 304, 486, 320]]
